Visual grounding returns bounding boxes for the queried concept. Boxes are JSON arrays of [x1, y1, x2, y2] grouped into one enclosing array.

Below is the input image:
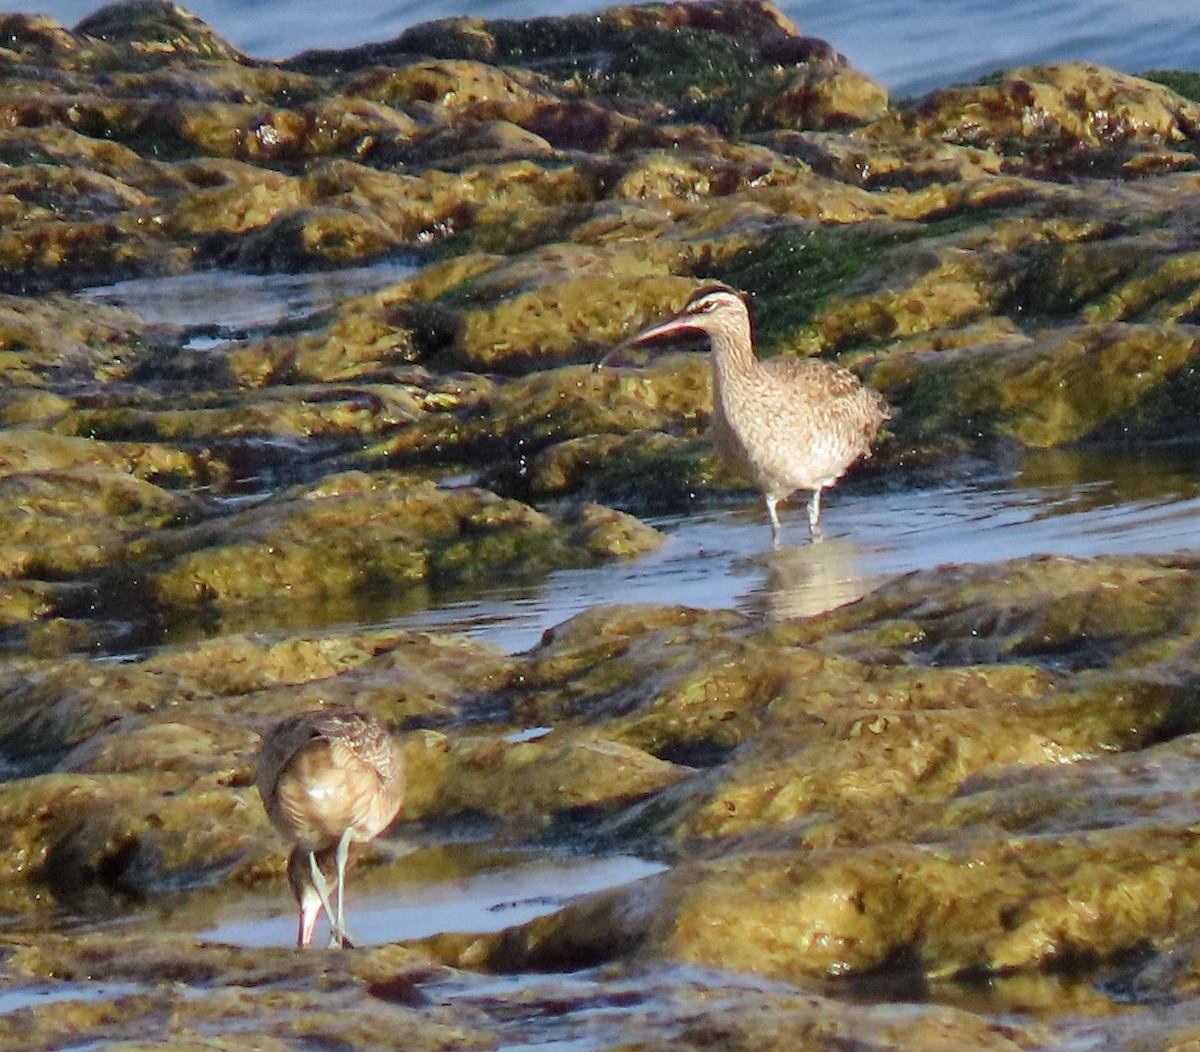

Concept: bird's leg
[[765, 495, 783, 550], [306, 850, 341, 948], [807, 490, 824, 543], [332, 827, 354, 949]]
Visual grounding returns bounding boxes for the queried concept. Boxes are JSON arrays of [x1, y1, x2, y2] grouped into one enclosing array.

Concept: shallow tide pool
[[201, 850, 666, 949], [398, 447, 1200, 653]]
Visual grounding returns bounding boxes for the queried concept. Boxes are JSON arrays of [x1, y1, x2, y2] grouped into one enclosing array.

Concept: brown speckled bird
[[256, 709, 404, 948], [599, 283, 891, 546]]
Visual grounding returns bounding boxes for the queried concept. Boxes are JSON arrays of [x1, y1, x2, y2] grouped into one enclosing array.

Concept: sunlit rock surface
[[1, 0, 1200, 1047]]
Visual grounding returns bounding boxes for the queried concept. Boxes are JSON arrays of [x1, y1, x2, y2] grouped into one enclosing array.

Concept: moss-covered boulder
[[874, 63, 1200, 175], [140, 471, 661, 620]]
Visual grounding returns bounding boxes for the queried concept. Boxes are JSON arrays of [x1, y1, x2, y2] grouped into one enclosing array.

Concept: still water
[[4, 0, 1198, 97], [202, 849, 666, 948], [405, 448, 1200, 652]]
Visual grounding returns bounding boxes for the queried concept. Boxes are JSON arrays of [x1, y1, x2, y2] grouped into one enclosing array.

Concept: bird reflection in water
[[742, 535, 877, 623]]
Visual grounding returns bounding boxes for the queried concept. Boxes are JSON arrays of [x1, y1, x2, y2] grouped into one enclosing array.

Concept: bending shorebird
[[598, 283, 891, 546], [256, 709, 404, 948]]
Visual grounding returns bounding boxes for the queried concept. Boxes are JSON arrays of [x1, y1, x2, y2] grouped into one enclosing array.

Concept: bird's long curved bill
[[298, 889, 322, 947], [593, 314, 697, 371]]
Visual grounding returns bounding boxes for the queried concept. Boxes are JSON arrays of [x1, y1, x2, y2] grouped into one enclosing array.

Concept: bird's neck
[[709, 326, 760, 383]]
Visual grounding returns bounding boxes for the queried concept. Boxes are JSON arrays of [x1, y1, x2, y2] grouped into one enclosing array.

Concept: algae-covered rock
[[876, 63, 1200, 173], [0, 430, 223, 486], [55, 382, 426, 446], [345, 59, 555, 125], [6, 0, 1200, 1043], [752, 62, 889, 132], [876, 323, 1200, 449], [408, 728, 692, 823], [0, 292, 176, 387], [0, 466, 193, 578], [75, 0, 249, 65], [163, 167, 311, 237], [141, 472, 660, 623], [376, 351, 711, 469], [645, 826, 1200, 979]]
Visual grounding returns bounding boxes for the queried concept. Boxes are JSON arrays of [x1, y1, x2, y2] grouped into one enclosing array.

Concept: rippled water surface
[[5, 0, 1199, 97]]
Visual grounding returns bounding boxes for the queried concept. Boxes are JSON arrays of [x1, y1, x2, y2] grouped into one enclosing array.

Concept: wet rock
[[0, 163, 152, 219], [772, 130, 1004, 188], [445, 810, 1200, 984], [0, 293, 175, 387], [410, 727, 692, 824], [522, 101, 642, 152], [214, 204, 408, 270], [55, 382, 426, 447], [508, 603, 757, 753], [446, 272, 693, 373], [0, 466, 193, 578], [798, 552, 1200, 666], [517, 429, 733, 510], [163, 167, 311, 237], [878, 323, 1200, 449], [0, 624, 509, 765], [344, 60, 555, 126], [75, 0, 248, 65], [0, 932, 476, 1049], [876, 63, 1200, 175], [0, 935, 1046, 1051], [0, 431, 223, 488], [0, 216, 179, 295], [406, 119, 558, 167], [172, 97, 419, 164], [751, 62, 889, 132], [376, 349, 711, 474], [139, 472, 661, 623], [641, 827, 1200, 979]]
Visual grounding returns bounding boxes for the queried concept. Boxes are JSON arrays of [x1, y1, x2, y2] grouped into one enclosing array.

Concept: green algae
[[1000, 236, 1148, 321], [704, 225, 914, 351], [1144, 71, 1200, 104], [523, 431, 721, 510]]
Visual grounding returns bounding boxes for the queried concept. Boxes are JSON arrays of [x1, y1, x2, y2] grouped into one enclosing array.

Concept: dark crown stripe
[[686, 283, 742, 311]]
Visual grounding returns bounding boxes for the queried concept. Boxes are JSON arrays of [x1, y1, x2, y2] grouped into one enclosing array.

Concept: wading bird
[[598, 283, 891, 546], [256, 709, 404, 948]]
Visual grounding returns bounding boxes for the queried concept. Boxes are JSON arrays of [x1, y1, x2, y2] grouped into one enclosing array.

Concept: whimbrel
[[599, 283, 891, 546], [256, 709, 404, 948]]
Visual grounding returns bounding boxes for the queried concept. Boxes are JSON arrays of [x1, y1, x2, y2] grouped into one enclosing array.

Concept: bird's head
[[287, 845, 341, 948], [595, 282, 750, 370]]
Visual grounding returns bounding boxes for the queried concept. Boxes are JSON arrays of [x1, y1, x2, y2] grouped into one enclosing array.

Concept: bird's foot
[[327, 925, 357, 949]]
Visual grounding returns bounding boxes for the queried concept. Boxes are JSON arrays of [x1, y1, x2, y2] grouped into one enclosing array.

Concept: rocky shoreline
[[2, 0, 1200, 1047]]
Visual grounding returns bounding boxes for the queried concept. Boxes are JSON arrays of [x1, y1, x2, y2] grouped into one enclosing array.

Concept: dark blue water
[[4, 0, 1198, 96]]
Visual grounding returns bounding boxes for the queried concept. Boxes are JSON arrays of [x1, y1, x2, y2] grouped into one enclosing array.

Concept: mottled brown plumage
[[600, 283, 891, 545], [256, 709, 404, 948]]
